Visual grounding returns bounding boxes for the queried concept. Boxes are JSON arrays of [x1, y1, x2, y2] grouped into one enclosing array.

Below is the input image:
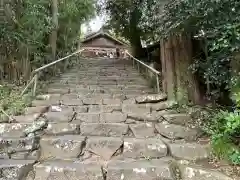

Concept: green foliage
[[0, 84, 31, 121], [58, 0, 96, 54], [204, 85, 240, 164], [99, 0, 167, 53], [1, 0, 96, 82], [157, 0, 240, 97]]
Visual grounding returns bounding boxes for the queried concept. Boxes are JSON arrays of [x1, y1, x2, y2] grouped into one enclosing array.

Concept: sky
[[81, 16, 105, 35]]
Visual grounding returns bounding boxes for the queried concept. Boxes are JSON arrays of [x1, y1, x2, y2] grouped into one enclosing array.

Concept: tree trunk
[[160, 39, 167, 93], [165, 37, 176, 101], [160, 34, 201, 104], [129, 6, 143, 58], [50, 0, 58, 60]]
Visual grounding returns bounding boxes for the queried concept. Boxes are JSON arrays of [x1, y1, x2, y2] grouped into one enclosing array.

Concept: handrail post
[[33, 74, 38, 96], [137, 62, 140, 72], [21, 76, 35, 96], [156, 74, 160, 93]]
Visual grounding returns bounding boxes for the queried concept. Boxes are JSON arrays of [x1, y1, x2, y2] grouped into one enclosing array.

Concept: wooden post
[[156, 75, 160, 93], [33, 74, 38, 96], [160, 40, 167, 93], [50, 0, 58, 60], [165, 37, 176, 101]]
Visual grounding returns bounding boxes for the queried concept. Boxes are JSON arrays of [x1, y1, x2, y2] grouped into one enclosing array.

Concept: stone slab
[[76, 113, 100, 123], [40, 135, 86, 160], [86, 137, 123, 160], [122, 104, 150, 114], [0, 159, 35, 179], [100, 112, 127, 123], [81, 123, 129, 137], [107, 159, 175, 180], [44, 123, 80, 135], [169, 143, 210, 161], [179, 164, 233, 180], [155, 122, 199, 141], [0, 123, 30, 137], [135, 94, 167, 104], [32, 161, 104, 180], [129, 123, 156, 138], [0, 137, 37, 159], [123, 138, 167, 159], [44, 109, 75, 122], [163, 114, 191, 126]]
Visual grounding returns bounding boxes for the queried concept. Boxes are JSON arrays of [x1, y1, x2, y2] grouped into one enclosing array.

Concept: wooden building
[[81, 29, 128, 58]]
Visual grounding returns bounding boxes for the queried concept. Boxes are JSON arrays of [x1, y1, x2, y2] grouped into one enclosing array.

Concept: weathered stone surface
[[86, 137, 123, 160], [102, 105, 122, 113], [123, 138, 167, 159], [44, 109, 75, 122], [44, 123, 80, 135], [31, 99, 59, 107], [47, 88, 70, 94], [0, 160, 35, 179], [179, 165, 233, 180], [88, 105, 122, 113], [32, 161, 103, 180], [127, 111, 164, 123], [163, 113, 192, 125], [11, 150, 40, 160], [88, 105, 102, 113], [83, 98, 102, 105], [112, 94, 127, 100], [103, 98, 122, 105], [122, 104, 151, 114], [12, 113, 41, 123], [74, 106, 89, 113], [81, 123, 128, 137], [40, 136, 86, 160], [146, 101, 177, 111], [0, 123, 30, 137], [24, 106, 49, 115], [77, 113, 100, 123], [129, 123, 156, 138], [3, 56, 236, 179], [24, 119, 48, 136], [100, 112, 127, 123], [36, 94, 61, 100], [60, 97, 83, 106], [169, 143, 210, 161], [135, 94, 167, 104], [0, 137, 37, 159], [155, 122, 199, 140], [123, 98, 136, 104], [107, 159, 176, 180]]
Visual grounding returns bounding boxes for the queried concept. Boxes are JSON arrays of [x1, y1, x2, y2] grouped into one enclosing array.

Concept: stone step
[[168, 142, 210, 161], [80, 123, 129, 137], [31, 160, 104, 180], [107, 159, 176, 180], [0, 159, 35, 179], [0, 137, 39, 160], [39, 136, 168, 161], [23, 158, 217, 180]]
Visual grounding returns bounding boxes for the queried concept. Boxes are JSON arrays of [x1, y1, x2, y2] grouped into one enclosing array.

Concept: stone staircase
[[0, 58, 234, 179]]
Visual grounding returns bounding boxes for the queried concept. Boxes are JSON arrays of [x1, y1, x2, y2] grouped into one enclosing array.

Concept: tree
[[99, 0, 167, 57], [0, 0, 96, 82], [157, 0, 240, 103]]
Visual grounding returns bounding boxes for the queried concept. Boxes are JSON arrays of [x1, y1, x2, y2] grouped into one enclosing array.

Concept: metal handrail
[[21, 49, 85, 96], [125, 51, 161, 93], [34, 49, 84, 73], [125, 51, 161, 75]]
